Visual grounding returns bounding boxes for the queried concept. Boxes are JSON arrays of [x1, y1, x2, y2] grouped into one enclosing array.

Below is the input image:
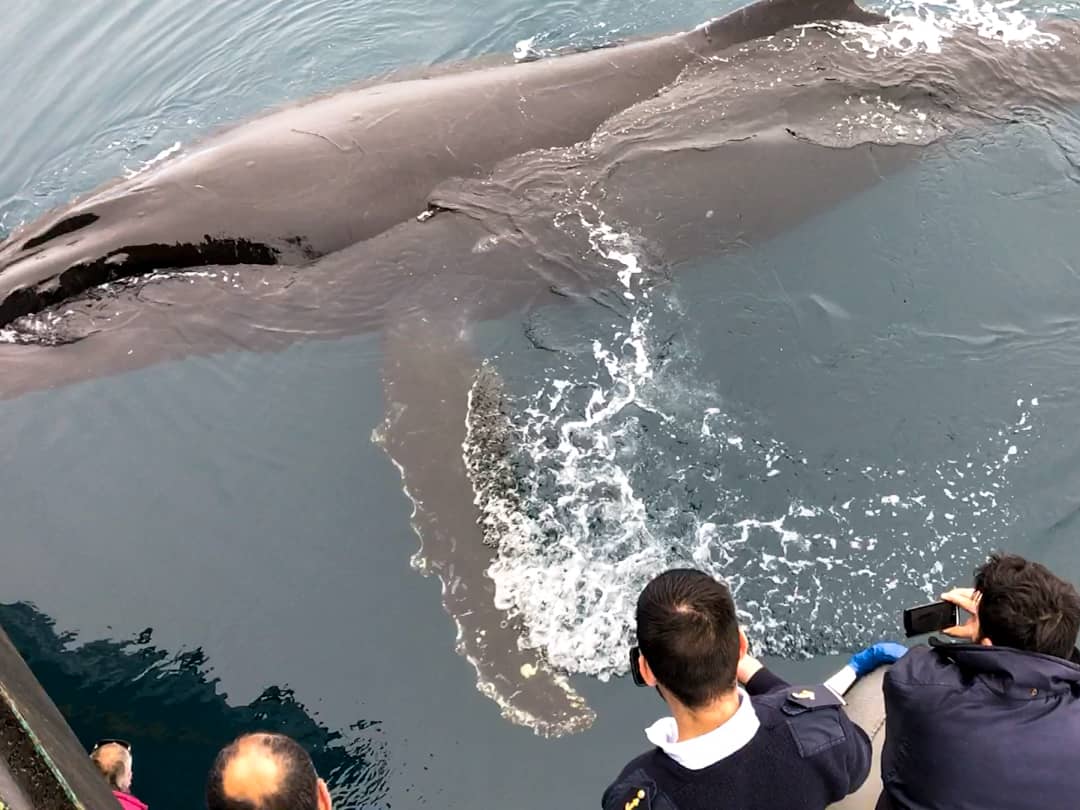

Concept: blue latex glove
[[849, 642, 908, 676]]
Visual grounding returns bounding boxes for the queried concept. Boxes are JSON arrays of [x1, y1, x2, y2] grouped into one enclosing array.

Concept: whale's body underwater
[[2, 0, 1079, 736]]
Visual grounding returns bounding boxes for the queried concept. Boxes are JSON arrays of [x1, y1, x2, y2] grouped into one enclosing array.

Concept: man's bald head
[[91, 742, 132, 792], [207, 733, 331, 810]]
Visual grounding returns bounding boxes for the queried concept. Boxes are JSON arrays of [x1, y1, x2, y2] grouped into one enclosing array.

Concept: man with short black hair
[[880, 552, 1080, 809], [604, 568, 878, 810], [206, 732, 332, 810]]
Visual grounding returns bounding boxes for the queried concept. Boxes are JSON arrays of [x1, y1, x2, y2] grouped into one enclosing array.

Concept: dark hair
[[206, 733, 320, 810], [975, 553, 1080, 659], [636, 568, 740, 708]]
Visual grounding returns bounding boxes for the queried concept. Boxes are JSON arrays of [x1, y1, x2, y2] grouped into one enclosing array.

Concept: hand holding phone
[[903, 600, 960, 637], [940, 588, 981, 641]]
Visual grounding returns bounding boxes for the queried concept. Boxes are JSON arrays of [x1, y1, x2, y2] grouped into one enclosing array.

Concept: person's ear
[[639, 653, 659, 688], [317, 778, 333, 810], [738, 627, 749, 660]]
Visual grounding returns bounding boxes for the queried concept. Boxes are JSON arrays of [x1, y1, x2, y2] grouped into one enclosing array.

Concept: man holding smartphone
[[879, 553, 1080, 810]]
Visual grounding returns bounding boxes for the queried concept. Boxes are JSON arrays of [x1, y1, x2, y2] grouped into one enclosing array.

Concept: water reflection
[[0, 602, 389, 810]]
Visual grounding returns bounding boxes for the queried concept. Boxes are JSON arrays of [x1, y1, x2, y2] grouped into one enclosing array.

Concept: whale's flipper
[[374, 313, 595, 737]]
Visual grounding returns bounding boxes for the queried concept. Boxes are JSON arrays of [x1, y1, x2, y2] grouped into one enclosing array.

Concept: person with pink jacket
[[90, 739, 148, 810]]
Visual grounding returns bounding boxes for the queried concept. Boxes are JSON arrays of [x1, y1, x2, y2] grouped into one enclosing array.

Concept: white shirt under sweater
[[643, 687, 761, 771]]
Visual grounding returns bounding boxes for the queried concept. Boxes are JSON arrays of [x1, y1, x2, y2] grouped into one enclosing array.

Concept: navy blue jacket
[[880, 641, 1080, 810], [603, 669, 870, 810]]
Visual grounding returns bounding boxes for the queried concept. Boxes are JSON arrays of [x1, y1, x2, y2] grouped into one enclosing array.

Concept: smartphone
[[903, 601, 960, 637]]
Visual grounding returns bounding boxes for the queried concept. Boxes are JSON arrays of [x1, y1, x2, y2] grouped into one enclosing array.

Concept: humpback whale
[[2, 0, 1078, 736], [0, 0, 887, 326]]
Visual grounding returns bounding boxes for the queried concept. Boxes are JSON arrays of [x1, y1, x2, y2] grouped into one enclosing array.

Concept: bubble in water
[[830, 0, 1061, 57]]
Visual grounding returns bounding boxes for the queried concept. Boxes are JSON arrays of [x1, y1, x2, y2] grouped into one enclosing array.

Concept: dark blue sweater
[[603, 669, 871, 810]]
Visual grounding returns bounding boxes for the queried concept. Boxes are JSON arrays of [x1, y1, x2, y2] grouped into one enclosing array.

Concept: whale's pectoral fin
[[374, 313, 595, 737]]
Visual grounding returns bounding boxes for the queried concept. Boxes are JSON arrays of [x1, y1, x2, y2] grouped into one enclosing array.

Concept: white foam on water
[[477, 207, 1043, 677], [833, 0, 1061, 57], [476, 2, 1062, 667], [793, 0, 1068, 146], [513, 36, 542, 62], [122, 141, 182, 179], [484, 209, 673, 677], [514, 35, 537, 55]]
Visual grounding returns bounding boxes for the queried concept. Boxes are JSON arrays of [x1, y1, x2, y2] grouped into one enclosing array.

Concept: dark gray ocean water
[[3, 1, 1080, 808]]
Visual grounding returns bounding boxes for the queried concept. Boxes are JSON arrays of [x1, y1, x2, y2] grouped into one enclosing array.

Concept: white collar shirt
[[644, 687, 761, 770]]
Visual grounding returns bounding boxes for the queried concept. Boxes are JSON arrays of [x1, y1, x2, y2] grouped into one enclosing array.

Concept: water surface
[[3, 1, 1080, 808]]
